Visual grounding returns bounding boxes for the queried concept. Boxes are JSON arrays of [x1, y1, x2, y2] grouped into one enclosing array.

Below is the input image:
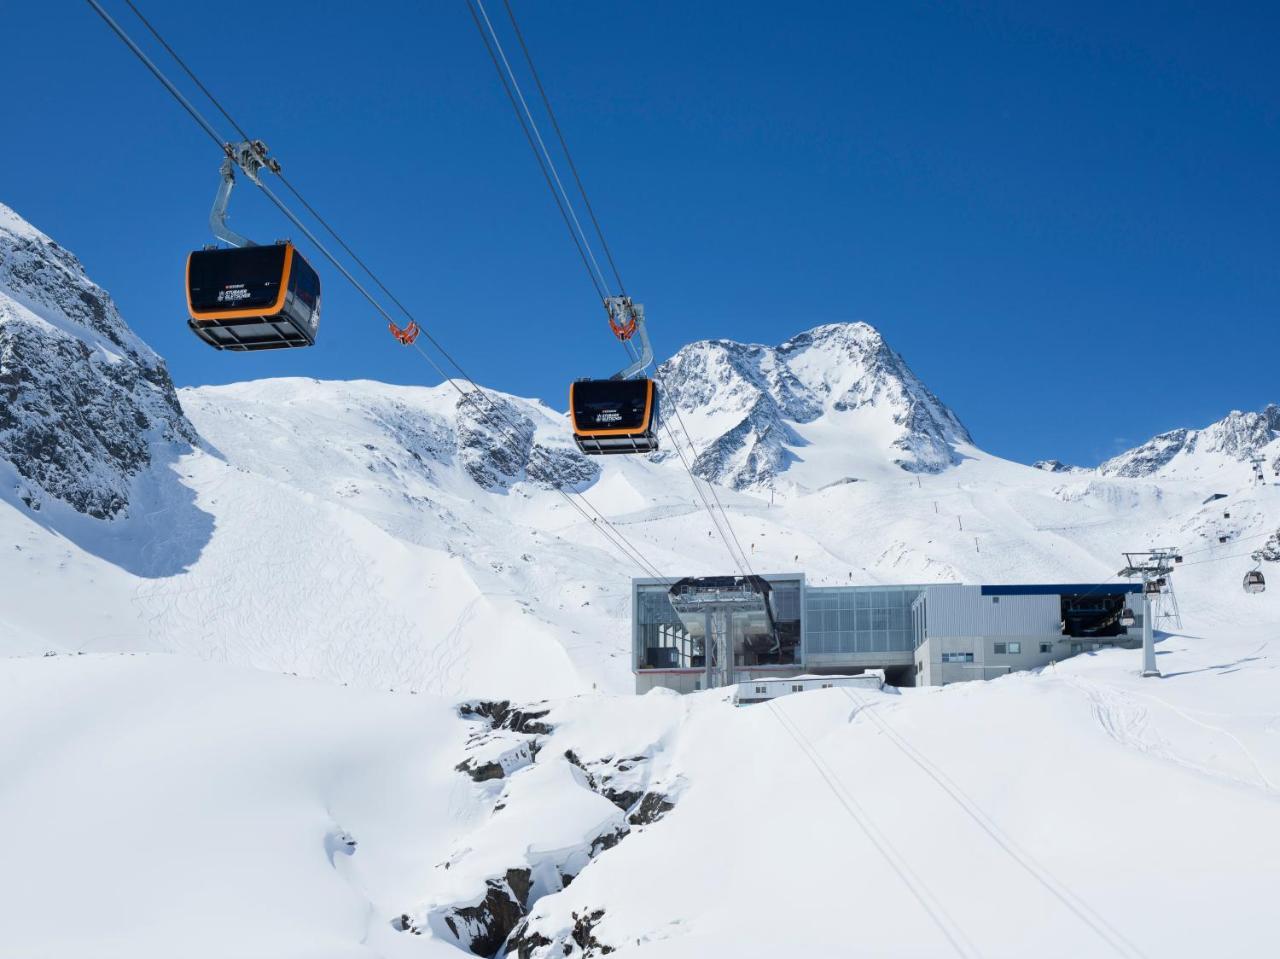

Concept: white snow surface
[[2, 201, 1279, 957]]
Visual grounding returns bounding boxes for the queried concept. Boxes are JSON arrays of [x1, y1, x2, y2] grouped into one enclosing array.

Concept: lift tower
[[1118, 548, 1181, 677]]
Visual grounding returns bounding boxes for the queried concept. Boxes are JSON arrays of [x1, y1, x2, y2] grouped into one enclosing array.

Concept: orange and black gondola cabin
[[186, 242, 320, 351], [570, 378, 659, 455]]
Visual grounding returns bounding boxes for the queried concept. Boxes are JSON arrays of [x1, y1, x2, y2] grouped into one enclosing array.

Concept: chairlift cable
[[88, 0, 676, 585]]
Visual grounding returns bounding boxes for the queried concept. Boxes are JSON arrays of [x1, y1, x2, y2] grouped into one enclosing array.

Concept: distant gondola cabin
[[186, 242, 320, 350]]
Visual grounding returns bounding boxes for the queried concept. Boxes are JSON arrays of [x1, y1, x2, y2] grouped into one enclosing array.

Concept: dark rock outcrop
[[437, 868, 534, 957], [0, 202, 196, 518]]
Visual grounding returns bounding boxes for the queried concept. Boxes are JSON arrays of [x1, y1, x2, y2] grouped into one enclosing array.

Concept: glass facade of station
[[634, 576, 803, 670], [804, 585, 920, 655], [633, 576, 923, 672]]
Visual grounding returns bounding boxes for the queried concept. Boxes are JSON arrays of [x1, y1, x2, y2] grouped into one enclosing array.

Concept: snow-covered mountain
[[1099, 405, 1280, 481], [658, 322, 973, 491], [3, 201, 1280, 958], [0, 203, 194, 519]]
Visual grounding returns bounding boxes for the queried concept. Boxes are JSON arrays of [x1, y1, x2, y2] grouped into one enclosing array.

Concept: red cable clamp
[[389, 320, 420, 346], [608, 305, 638, 341]]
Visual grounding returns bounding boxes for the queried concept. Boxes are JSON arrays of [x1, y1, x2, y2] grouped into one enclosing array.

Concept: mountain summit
[[657, 321, 973, 490]]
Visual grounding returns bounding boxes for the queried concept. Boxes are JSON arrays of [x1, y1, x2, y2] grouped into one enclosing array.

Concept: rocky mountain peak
[[656, 321, 971, 490], [0, 201, 195, 519], [1099, 405, 1280, 479]]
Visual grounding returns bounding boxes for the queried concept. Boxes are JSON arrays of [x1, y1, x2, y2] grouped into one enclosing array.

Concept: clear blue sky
[[4, 1, 1277, 466]]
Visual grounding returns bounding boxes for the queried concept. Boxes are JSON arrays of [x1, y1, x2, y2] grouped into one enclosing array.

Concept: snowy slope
[[5, 564, 1277, 957], [3, 201, 1280, 958], [2, 198, 1277, 698]]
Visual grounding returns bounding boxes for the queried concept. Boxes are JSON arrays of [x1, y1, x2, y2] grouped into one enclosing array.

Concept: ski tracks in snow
[[425, 594, 482, 699], [837, 690, 1149, 959], [1066, 676, 1279, 796]]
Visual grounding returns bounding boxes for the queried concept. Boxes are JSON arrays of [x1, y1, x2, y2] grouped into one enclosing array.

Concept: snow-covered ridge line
[[1100, 405, 1280, 479]]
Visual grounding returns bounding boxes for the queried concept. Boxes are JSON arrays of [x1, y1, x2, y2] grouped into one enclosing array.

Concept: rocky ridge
[[0, 202, 195, 518]]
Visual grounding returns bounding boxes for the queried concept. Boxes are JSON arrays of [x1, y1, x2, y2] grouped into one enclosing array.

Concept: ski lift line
[[86, 1, 676, 586], [469, 0, 613, 298], [463, 0, 608, 302], [840, 690, 1148, 959], [499, 0, 627, 296], [767, 703, 979, 959], [1167, 528, 1276, 558]]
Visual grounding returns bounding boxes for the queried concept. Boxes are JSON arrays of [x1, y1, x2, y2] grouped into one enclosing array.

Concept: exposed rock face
[[656, 322, 972, 489], [508, 908, 614, 958], [438, 868, 533, 957], [1253, 529, 1280, 564], [1100, 406, 1280, 478], [0, 202, 196, 517], [455, 391, 599, 492], [1033, 459, 1084, 474]]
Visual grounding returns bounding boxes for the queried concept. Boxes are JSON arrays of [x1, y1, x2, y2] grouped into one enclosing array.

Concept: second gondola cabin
[[570, 378, 659, 455], [186, 241, 320, 351]]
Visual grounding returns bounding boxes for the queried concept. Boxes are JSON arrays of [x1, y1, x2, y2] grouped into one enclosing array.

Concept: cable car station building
[[631, 575, 1145, 693]]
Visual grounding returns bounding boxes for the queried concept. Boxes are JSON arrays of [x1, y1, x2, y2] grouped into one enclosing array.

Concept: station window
[[755, 685, 766, 694], [1039, 643, 1052, 654], [1007, 642, 1021, 654], [791, 684, 803, 692], [942, 652, 973, 663]]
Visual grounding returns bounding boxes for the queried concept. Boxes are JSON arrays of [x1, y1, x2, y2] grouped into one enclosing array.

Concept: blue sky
[[4, 1, 1277, 466]]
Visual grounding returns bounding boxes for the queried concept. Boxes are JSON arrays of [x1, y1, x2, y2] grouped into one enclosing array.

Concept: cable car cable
[[120, 0, 255, 146], [469, 0, 759, 578], [465, 0, 609, 301], [469, 0, 612, 298], [88, 0, 676, 586], [84, 0, 224, 150], [499, 0, 627, 296]]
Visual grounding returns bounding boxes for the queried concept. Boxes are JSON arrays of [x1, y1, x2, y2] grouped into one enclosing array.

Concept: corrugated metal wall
[[922, 586, 1060, 637]]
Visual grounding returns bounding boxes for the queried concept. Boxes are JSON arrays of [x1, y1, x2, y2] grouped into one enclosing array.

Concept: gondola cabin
[[570, 378, 659, 455], [186, 241, 320, 351], [1243, 570, 1266, 594]]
